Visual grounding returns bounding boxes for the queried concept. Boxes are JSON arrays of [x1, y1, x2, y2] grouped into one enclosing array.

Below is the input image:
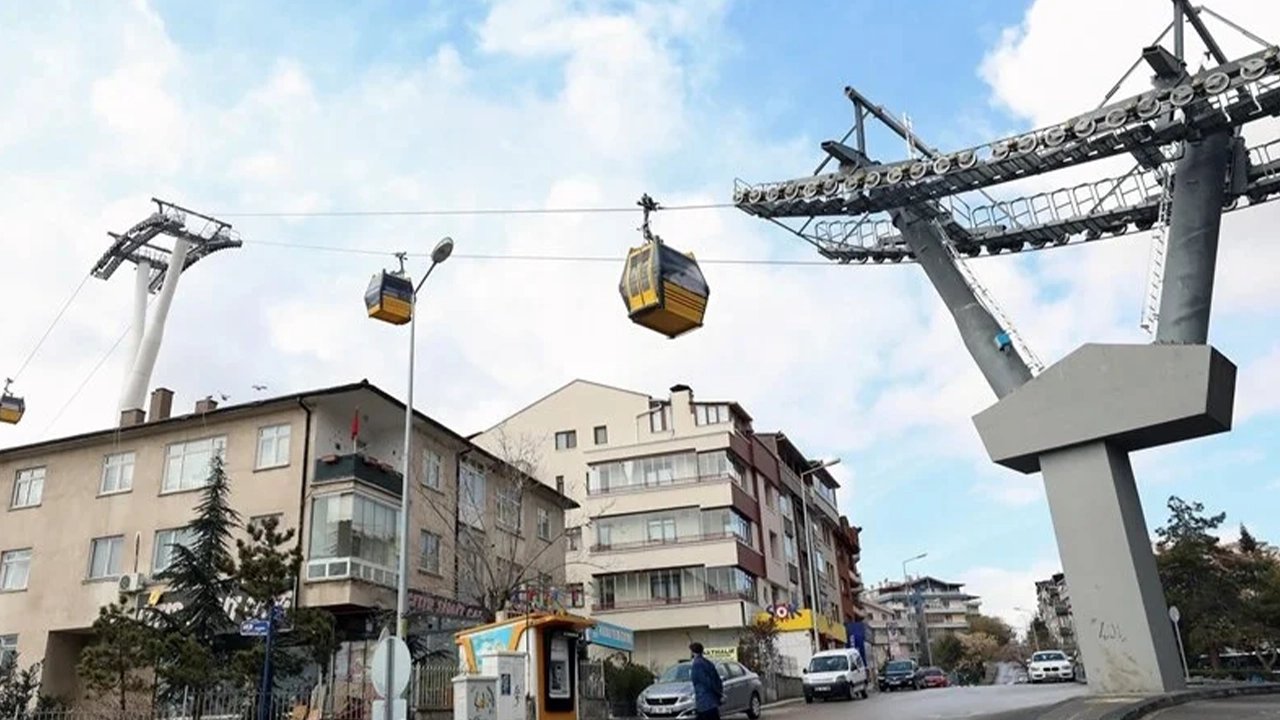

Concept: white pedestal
[[481, 652, 528, 720], [453, 674, 497, 720]]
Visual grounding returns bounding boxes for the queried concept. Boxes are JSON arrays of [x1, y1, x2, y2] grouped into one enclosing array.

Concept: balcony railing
[[590, 531, 749, 553], [587, 472, 739, 497], [305, 556, 399, 589], [314, 453, 403, 497], [592, 591, 753, 612]]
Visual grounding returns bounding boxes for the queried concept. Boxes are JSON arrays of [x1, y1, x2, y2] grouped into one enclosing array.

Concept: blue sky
[[2, 0, 1279, 624]]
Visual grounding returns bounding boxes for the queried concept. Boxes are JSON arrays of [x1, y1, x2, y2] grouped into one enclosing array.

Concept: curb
[[1097, 682, 1280, 720], [761, 697, 802, 710]]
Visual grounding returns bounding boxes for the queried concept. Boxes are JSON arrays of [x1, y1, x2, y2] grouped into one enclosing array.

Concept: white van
[[802, 647, 870, 703]]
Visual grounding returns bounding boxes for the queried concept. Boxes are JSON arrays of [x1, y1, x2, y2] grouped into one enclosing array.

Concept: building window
[[593, 425, 608, 445], [307, 493, 401, 587], [100, 452, 135, 495], [1, 549, 32, 591], [153, 527, 198, 574], [646, 517, 677, 543], [163, 437, 227, 492], [256, 424, 291, 470], [497, 481, 521, 531], [697, 451, 741, 481], [693, 404, 731, 426], [10, 468, 44, 509], [421, 449, 443, 490], [248, 513, 283, 532], [537, 508, 551, 541], [567, 526, 581, 551], [419, 531, 441, 574], [88, 536, 124, 580], [648, 407, 670, 433], [459, 463, 486, 529], [554, 430, 577, 450], [555, 475, 565, 496], [567, 583, 585, 608], [0, 635, 14, 667], [764, 484, 776, 510], [769, 531, 780, 559], [596, 524, 613, 549]]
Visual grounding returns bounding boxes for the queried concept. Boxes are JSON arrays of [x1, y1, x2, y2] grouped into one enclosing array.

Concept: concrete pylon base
[[973, 343, 1236, 694]]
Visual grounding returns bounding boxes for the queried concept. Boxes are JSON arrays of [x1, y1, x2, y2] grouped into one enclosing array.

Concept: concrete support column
[[1039, 441, 1184, 693], [892, 206, 1032, 398], [974, 343, 1236, 694], [1156, 131, 1233, 345]]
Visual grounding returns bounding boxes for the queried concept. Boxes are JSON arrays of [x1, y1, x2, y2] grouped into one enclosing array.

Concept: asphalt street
[[1146, 695, 1280, 719], [759, 684, 1088, 720]]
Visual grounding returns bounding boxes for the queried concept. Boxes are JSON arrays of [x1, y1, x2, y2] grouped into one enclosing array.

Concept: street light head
[[819, 457, 841, 469], [431, 237, 454, 264]]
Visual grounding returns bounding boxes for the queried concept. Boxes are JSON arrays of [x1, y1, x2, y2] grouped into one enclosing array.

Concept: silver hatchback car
[[637, 660, 764, 719]]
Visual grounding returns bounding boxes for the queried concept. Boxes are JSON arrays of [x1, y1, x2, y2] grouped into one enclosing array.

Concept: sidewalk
[[1035, 682, 1280, 720]]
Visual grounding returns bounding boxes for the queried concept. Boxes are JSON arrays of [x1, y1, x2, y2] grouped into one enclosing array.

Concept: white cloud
[[962, 558, 1061, 630]]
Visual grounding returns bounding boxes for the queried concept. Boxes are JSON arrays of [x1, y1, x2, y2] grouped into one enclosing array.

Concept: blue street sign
[[240, 619, 270, 637]]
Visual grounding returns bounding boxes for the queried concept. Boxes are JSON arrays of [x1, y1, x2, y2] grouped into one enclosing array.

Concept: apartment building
[[1035, 572, 1078, 653], [475, 380, 859, 669], [0, 381, 572, 699], [870, 575, 981, 656], [862, 596, 915, 667]]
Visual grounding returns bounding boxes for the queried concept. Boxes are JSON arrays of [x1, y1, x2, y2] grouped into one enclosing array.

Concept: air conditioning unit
[[118, 573, 150, 593]]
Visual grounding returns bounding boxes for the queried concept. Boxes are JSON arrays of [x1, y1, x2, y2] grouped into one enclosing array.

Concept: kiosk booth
[[454, 612, 595, 720]]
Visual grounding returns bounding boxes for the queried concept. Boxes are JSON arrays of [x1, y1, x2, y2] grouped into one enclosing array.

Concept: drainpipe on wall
[[294, 398, 314, 602]]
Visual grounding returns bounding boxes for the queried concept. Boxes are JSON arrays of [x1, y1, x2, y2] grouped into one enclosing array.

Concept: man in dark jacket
[[689, 642, 724, 720]]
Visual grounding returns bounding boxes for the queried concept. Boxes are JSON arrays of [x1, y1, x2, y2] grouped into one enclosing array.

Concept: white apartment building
[[476, 380, 855, 669], [869, 575, 981, 660]]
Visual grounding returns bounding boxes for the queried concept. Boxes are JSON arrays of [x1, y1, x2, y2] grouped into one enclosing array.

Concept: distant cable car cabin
[[365, 270, 414, 325], [619, 194, 709, 338], [1, 380, 24, 425]]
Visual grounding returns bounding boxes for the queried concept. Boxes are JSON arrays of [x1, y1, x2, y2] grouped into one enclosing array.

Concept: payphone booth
[[455, 612, 595, 720]]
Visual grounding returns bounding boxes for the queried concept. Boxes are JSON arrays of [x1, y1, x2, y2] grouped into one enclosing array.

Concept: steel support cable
[[7, 273, 92, 383]]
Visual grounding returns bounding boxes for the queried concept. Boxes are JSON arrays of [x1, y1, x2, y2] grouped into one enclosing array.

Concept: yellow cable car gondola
[[619, 194, 710, 338], [1, 379, 24, 425], [365, 269, 415, 325]]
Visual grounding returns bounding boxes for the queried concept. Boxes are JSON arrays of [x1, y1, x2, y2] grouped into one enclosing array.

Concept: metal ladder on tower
[[1139, 165, 1176, 336], [935, 219, 1045, 375]]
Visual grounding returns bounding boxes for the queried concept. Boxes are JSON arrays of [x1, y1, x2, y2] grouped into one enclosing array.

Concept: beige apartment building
[[476, 380, 856, 669], [869, 575, 981, 661], [0, 381, 571, 699]]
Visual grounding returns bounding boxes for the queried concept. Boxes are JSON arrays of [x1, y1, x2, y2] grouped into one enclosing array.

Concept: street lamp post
[[1015, 606, 1040, 652], [902, 553, 927, 663], [370, 237, 454, 720], [395, 237, 454, 637], [799, 458, 840, 656]]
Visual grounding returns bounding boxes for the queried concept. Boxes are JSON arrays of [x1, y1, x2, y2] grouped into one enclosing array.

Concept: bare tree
[[417, 431, 603, 622]]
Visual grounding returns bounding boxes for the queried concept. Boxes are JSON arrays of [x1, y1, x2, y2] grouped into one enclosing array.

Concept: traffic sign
[[240, 619, 270, 637], [1168, 605, 1181, 623], [370, 636, 412, 698]]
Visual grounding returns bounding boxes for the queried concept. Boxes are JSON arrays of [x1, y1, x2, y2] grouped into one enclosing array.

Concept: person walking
[[689, 642, 724, 720]]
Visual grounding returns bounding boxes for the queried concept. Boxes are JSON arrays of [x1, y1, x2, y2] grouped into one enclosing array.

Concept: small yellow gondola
[[0, 380, 24, 425], [619, 194, 710, 338], [365, 271, 415, 325]]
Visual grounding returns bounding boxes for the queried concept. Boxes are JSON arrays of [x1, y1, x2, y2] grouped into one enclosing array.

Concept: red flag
[[350, 408, 360, 446]]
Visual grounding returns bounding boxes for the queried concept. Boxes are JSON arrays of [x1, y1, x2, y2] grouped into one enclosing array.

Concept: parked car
[[636, 659, 763, 719], [879, 659, 922, 691], [802, 648, 870, 703], [1028, 650, 1075, 683], [918, 666, 950, 688]]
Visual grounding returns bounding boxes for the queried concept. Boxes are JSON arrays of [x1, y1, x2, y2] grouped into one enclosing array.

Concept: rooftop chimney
[[120, 409, 146, 427], [149, 388, 174, 422], [195, 396, 219, 414]]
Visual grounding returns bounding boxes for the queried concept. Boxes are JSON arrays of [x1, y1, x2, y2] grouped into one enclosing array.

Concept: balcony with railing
[[314, 453, 403, 497]]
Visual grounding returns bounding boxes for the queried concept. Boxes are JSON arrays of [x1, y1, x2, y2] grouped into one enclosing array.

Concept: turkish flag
[[350, 408, 360, 442]]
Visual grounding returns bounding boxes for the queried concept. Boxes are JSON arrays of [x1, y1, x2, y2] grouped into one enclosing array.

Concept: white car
[[1027, 650, 1075, 683], [802, 648, 870, 702]]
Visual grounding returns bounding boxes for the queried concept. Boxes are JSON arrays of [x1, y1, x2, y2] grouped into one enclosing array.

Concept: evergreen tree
[[78, 602, 162, 718], [0, 656, 41, 720], [157, 453, 241, 644], [231, 516, 336, 688]]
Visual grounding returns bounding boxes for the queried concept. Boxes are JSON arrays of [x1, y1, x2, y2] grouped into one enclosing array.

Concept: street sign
[[240, 619, 270, 637], [1168, 605, 1181, 623], [370, 636, 412, 699]]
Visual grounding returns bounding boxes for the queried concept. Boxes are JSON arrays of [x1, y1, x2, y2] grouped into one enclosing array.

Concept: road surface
[[762, 684, 1087, 720], [1147, 694, 1280, 719]]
